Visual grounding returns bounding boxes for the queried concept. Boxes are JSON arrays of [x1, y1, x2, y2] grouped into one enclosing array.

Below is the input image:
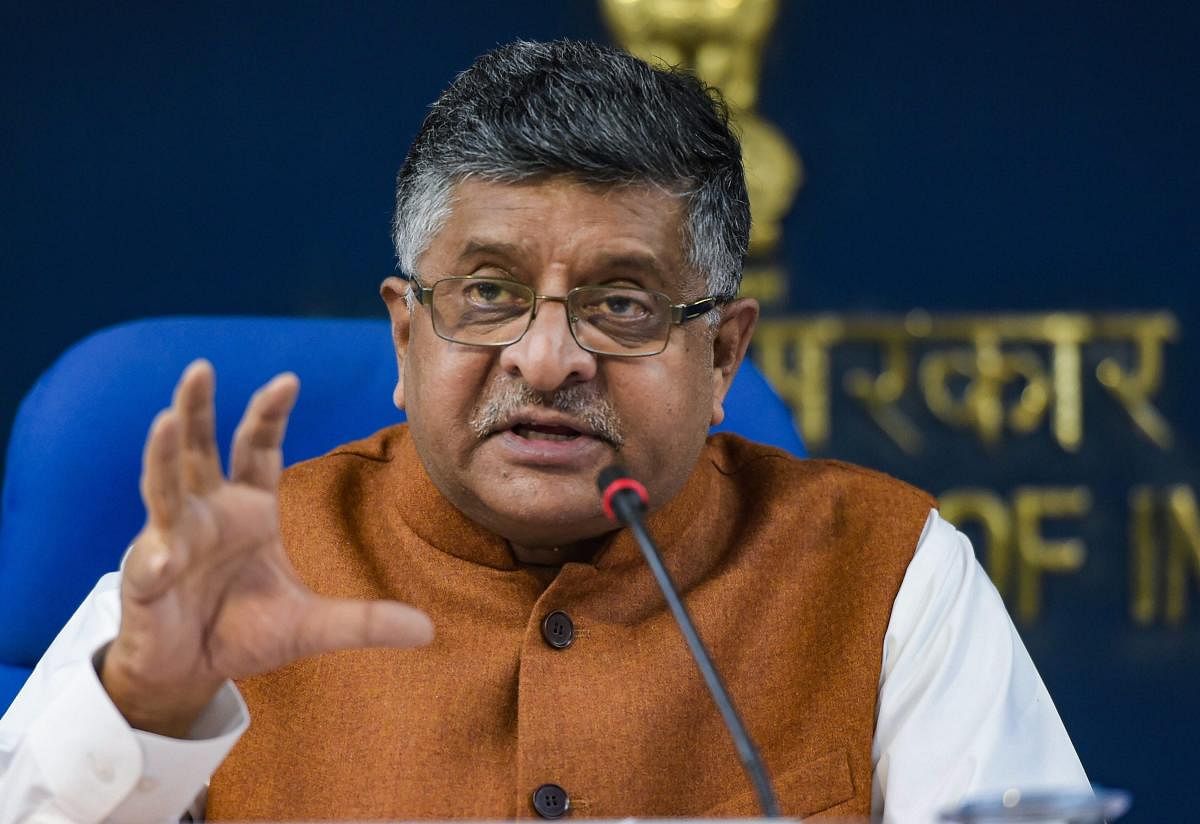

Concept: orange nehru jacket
[[206, 426, 934, 820]]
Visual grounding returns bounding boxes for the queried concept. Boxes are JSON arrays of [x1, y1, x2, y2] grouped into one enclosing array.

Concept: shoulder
[[702, 433, 936, 574], [704, 432, 936, 514], [280, 424, 408, 491]]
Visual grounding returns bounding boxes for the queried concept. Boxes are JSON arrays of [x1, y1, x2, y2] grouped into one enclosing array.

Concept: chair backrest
[[0, 316, 803, 704]]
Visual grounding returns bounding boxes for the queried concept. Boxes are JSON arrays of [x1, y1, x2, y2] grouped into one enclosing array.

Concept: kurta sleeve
[[871, 510, 1090, 823], [0, 571, 248, 823]]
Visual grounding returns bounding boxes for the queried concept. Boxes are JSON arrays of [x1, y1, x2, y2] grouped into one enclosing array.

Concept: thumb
[[295, 597, 435, 658]]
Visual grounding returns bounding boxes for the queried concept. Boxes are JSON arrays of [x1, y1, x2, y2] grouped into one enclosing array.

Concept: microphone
[[597, 466, 782, 818]]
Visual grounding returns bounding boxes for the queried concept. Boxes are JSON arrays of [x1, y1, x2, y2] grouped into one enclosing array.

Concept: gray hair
[[391, 39, 750, 300]]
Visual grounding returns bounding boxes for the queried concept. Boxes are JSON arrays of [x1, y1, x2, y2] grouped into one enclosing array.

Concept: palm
[[103, 362, 432, 736], [129, 488, 298, 685]]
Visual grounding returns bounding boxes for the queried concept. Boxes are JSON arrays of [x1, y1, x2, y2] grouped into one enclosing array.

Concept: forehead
[[420, 177, 692, 290]]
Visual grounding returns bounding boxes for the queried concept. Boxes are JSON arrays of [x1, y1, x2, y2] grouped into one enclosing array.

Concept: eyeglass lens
[[429, 277, 673, 355]]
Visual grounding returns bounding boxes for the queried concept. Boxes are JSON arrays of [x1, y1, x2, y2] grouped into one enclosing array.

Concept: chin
[[473, 483, 614, 544]]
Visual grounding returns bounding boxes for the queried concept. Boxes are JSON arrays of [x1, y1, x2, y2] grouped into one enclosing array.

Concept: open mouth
[[510, 423, 585, 442]]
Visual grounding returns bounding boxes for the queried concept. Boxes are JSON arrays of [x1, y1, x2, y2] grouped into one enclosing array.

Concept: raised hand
[[100, 360, 433, 737]]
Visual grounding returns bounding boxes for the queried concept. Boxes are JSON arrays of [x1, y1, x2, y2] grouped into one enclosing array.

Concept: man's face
[[382, 177, 757, 551]]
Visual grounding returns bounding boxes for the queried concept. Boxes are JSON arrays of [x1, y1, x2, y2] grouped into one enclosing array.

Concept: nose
[[498, 299, 598, 392]]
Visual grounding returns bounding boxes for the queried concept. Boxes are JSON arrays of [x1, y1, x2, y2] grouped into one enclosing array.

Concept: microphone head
[[598, 465, 649, 523], [597, 464, 631, 495]]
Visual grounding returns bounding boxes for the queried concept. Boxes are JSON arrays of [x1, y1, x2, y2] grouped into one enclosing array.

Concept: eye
[[588, 290, 656, 320], [463, 279, 522, 306], [602, 295, 641, 316]]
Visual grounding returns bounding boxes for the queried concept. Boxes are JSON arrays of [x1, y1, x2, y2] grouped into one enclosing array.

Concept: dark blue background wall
[[3, 2, 1197, 820]]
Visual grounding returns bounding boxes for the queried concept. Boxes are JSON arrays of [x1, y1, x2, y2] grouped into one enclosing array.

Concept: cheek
[[609, 352, 713, 448], [664, 336, 716, 421], [611, 367, 713, 508], [405, 338, 496, 426]]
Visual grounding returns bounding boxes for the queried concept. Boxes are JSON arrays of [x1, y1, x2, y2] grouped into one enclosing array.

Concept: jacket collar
[[386, 425, 723, 588]]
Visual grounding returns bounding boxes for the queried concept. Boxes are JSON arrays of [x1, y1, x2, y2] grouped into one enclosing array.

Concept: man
[[0, 40, 1086, 822]]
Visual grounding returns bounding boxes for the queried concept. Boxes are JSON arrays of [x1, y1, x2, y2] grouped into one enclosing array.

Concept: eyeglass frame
[[404, 273, 729, 357]]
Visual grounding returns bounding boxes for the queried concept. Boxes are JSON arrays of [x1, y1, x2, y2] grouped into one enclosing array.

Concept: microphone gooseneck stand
[[598, 466, 782, 819]]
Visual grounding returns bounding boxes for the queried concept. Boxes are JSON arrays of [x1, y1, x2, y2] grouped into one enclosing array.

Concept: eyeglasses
[[407, 275, 722, 357]]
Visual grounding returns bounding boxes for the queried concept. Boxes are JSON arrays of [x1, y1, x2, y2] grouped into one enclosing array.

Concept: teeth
[[523, 430, 577, 441], [514, 424, 580, 441]]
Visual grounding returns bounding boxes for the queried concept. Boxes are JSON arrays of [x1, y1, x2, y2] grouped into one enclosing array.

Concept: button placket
[[519, 566, 595, 822]]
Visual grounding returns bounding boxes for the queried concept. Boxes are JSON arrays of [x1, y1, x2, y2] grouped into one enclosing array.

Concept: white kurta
[[0, 511, 1089, 823]]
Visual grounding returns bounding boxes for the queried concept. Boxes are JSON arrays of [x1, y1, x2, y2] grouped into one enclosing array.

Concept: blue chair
[[0, 316, 804, 711]]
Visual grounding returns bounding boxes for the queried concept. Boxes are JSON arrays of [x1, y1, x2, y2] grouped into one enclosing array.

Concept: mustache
[[469, 380, 625, 448]]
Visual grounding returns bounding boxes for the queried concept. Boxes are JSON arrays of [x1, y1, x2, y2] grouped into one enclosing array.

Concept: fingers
[[132, 408, 189, 601], [297, 597, 435, 659], [140, 408, 184, 531], [128, 412, 189, 599], [122, 528, 189, 602], [173, 360, 224, 494], [229, 372, 300, 490]]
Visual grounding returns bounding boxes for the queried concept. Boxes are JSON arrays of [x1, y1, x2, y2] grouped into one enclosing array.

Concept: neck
[[510, 535, 609, 567]]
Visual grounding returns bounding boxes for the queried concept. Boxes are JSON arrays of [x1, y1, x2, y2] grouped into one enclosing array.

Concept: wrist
[[98, 640, 222, 738]]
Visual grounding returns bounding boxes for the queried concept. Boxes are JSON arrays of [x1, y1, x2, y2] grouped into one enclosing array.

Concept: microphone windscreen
[[597, 465, 631, 495]]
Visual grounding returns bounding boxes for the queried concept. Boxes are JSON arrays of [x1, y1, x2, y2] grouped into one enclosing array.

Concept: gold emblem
[[602, 0, 803, 259]]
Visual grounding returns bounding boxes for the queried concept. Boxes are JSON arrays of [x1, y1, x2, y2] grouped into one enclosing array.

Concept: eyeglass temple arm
[[405, 276, 434, 306], [671, 297, 718, 324]]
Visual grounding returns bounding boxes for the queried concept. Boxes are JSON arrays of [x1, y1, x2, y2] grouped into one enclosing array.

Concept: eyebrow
[[457, 239, 525, 262], [591, 251, 667, 278], [456, 242, 667, 278]]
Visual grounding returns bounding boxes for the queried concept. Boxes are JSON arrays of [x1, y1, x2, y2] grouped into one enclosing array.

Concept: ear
[[380, 276, 413, 411], [709, 298, 759, 427]]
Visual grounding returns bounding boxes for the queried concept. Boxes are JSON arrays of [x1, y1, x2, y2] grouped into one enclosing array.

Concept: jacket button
[[541, 611, 575, 649], [532, 783, 570, 819]]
